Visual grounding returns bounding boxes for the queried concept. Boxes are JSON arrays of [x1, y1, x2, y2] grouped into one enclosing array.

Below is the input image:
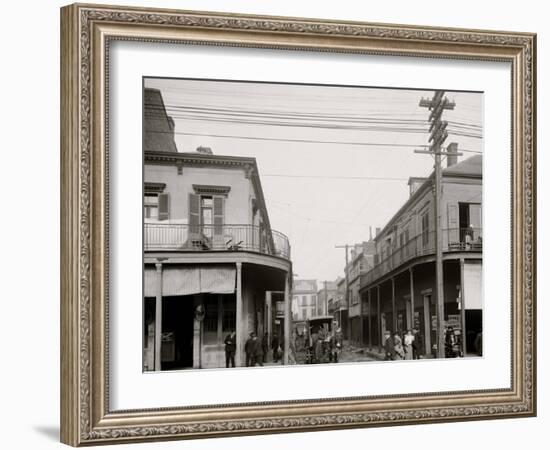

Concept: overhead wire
[[143, 130, 483, 153]]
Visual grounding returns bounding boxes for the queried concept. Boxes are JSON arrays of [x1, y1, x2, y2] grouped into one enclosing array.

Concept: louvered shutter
[[469, 204, 482, 229], [447, 203, 458, 244], [158, 193, 170, 221], [213, 196, 224, 235], [189, 193, 200, 234]]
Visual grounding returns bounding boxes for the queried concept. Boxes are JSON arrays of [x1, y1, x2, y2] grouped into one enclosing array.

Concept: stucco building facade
[[142, 88, 292, 370], [359, 151, 483, 356]]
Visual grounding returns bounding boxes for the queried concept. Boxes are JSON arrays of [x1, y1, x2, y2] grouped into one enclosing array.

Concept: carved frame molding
[[60, 3, 536, 446]]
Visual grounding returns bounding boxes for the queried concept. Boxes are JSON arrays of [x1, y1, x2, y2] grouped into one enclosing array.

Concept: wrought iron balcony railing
[[361, 227, 482, 287], [144, 223, 291, 260]]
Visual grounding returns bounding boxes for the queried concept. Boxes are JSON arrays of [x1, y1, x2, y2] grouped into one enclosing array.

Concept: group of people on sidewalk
[[223, 330, 283, 368], [383, 329, 424, 361]]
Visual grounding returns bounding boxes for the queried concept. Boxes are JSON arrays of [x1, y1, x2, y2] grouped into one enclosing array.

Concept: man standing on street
[[224, 330, 236, 368], [254, 333, 264, 366], [384, 330, 396, 361], [244, 332, 256, 367]]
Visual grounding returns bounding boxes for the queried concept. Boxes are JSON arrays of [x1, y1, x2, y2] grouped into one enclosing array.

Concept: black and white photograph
[[142, 77, 483, 371]]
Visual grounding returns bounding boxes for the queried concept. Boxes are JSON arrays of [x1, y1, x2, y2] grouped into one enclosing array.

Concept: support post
[[409, 267, 415, 331], [235, 262, 243, 367], [367, 289, 372, 349], [377, 285, 382, 352], [359, 291, 364, 346], [434, 154, 445, 358], [283, 273, 291, 365], [154, 263, 163, 372], [391, 278, 396, 332], [460, 258, 467, 356], [423, 294, 431, 355], [265, 291, 272, 344]]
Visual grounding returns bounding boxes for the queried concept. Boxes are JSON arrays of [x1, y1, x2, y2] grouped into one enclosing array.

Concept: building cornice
[[145, 150, 273, 231], [145, 150, 256, 169], [192, 184, 231, 196], [144, 182, 166, 194]]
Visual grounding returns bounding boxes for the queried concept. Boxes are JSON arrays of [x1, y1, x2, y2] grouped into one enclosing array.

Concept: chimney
[[408, 177, 428, 196], [196, 146, 213, 155], [447, 142, 458, 167], [375, 227, 381, 237]]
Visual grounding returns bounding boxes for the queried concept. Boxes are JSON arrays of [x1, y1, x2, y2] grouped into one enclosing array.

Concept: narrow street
[[338, 343, 381, 363]]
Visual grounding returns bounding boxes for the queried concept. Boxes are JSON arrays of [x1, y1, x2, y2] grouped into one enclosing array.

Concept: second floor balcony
[[145, 223, 291, 260], [361, 227, 482, 287]]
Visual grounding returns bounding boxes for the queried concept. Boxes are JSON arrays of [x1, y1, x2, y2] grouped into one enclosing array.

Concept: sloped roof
[[143, 88, 178, 153], [443, 154, 482, 177], [374, 154, 482, 240]]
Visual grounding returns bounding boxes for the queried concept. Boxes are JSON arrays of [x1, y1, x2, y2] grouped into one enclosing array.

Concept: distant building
[[330, 277, 348, 338], [292, 279, 318, 334], [142, 88, 292, 370], [345, 241, 377, 345], [317, 280, 338, 317], [359, 150, 482, 356]]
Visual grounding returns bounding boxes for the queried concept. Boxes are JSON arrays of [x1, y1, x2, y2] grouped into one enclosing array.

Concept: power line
[[145, 113, 482, 138], [145, 103, 482, 129], [143, 130, 483, 154], [262, 174, 408, 181]]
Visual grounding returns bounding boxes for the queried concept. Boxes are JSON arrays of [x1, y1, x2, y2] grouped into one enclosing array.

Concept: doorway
[[161, 296, 194, 370]]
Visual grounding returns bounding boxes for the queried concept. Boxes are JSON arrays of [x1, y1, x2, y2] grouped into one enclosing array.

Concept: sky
[[144, 77, 483, 284]]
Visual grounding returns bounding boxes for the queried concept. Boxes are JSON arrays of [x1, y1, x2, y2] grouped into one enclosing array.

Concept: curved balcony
[[361, 227, 482, 287], [144, 223, 291, 260]]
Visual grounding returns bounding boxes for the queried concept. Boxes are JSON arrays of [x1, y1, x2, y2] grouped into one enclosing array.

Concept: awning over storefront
[[144, 265, 236, 297]]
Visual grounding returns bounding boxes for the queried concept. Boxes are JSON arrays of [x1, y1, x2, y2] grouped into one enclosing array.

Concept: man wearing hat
[[244, 331, 257, 367], [384, 330, 396, 361]]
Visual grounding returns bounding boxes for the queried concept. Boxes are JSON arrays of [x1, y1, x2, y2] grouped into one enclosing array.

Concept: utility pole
[[335, 244, 351, 340], [416, 90, 461, 359], [324, 280, 328, 316]]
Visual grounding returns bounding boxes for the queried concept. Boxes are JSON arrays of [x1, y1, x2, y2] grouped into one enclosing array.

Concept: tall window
[[459, 202, 482, 241], [201, 196, 213, 238], [421, 211, 430, 248], [189, 192, 225, 237], [144, 195, 158, 219], [400, 228, 410, 256], [144, 183, 168, 221]]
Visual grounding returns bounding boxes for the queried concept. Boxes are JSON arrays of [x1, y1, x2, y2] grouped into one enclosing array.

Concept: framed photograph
[[60, 3, 536, 446]]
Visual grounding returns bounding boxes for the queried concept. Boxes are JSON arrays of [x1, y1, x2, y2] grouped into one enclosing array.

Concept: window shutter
[[447, 203, 458, 244], [158, 193, 170, 221], [189, 193, 200, 234], [213, 196, 224, 235], [469, 204, 482, 229], [447, 203, 458, 228]]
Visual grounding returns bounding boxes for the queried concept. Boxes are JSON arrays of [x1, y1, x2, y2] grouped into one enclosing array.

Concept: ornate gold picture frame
[[60, 3, 536, 446]]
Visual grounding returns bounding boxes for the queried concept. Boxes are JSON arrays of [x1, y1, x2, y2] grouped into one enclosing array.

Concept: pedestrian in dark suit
[[412, 329, 421, 359], [244, 332, 256, 367], [224, 330, 236, 368], [255, 334, 264, 366], [384, 330, 396, 361]]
